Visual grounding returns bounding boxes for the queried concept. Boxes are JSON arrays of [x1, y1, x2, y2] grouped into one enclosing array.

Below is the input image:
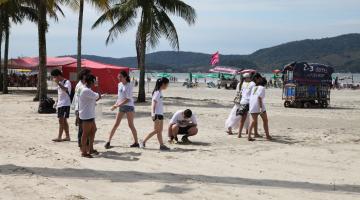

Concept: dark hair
[[120, 71, 130, 83], [260, 77, 267, 86], [252, 73, 262, 81], [78, 68, 91, 81], [152, 77, 169, 95], [51, 69, 62, 77], [85, 74, 96, 86], [184, 109, 192, 118]]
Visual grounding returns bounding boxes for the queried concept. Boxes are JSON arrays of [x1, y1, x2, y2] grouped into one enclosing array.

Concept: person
[[79, 75, 101, 158], [225, 79, 249, 135], [140, 77, 170, 151], [51, 69, 72, 142], [168, 109, 198, 144], [72, 69, 91, 148], [248, 76, 272, 141], [105, 71, 139, 149], [237, 73, 257, 138]]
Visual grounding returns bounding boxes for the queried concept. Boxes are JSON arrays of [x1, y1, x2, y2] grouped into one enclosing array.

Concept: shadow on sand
[[1, 164, 359, 194], [98, 151, 141, 161]]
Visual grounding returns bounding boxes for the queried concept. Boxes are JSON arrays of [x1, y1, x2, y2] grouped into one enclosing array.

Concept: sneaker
[[160, 145, 170, 151], [181, 136, 191, 144], [130, 143, 140, 148], [104, 142, 111, 149], [139, 140, 145, 149]]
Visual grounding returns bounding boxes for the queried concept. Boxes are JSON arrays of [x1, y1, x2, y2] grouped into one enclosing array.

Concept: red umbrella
[[272, 69, 281, 74], [240, 69, 256, 74]]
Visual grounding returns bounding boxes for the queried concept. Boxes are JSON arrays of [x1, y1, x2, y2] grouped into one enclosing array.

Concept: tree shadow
[[1, 164, 359, 194], [268, 136, 303, 145], [98, 151, 141, 161]]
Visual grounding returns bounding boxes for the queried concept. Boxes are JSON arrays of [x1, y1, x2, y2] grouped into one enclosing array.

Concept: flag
[[210, 51, 220, 66]]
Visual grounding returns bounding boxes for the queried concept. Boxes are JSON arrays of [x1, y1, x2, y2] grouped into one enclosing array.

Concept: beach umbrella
[[240, 69, 256, 74], [272, 69, 281, 74], [157, 73, 172, 78], [206, 73, 219, 78], [192, 74, 206, 79]]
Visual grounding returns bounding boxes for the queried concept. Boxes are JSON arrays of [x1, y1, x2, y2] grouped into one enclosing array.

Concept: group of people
[[8, 73, 37, 87], [225, 73, 271, 141], [50, 69, 198, 158]]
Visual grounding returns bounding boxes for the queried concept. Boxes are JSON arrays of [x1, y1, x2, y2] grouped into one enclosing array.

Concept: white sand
[[1, 84, 360, 200]]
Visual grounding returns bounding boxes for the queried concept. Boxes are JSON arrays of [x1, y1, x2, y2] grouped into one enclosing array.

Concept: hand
[[75, 117, 79, 127], [110, 105, 117, 111]]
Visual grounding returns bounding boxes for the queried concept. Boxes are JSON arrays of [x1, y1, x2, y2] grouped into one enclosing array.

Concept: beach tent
[[206, 73, 220, 78], [9, 57, 130, 94], [157, 73, 172, 78], [210, 66, 240, 75], [61, 60, 129, 94], [192, 74, 206, 79]]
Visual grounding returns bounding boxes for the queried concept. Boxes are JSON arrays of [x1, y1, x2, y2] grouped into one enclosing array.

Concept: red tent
[[9, 57, 130, 94], [62, 60, 129, 94]]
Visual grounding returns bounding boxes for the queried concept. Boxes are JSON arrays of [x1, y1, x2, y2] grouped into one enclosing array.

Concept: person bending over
[[168, 109, 198, 144]]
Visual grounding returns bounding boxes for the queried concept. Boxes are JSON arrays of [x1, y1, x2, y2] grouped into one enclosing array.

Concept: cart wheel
[[284, 101, 290, 108], [320, 101, 328, 108], [303, 102, 311, 108]]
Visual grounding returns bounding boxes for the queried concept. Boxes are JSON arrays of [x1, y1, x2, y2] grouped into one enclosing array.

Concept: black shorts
[[81, 118, 95, 122], [236, 104, 249, 116], [178, 126, 195, 135], [57, 106, 70, 118], [153, 115, 164, 121]]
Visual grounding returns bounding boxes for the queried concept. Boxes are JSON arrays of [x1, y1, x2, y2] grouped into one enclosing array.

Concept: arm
[[152, 100, 157, 117], [111, 99, 129, 111]]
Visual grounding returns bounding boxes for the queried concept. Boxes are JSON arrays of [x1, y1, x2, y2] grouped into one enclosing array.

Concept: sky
[[7, 0, 360, 58]]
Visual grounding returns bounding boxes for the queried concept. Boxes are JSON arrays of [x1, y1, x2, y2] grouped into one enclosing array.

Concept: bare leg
[[89, 122, 97, 152], [107, 112, 125, 143], [260, 112, 272, 140], [254, 119, 261, 137], [54, 118, 64, 141], [126, 112, 138, 143], [155, 120, 164, 145], [81, 122, 91, 155], [238, 113, 248, 138], [63, 119, 70, 140], [248, 114, 258, 141], [187, 127, 198, 137], [171, 124, 180, 141]]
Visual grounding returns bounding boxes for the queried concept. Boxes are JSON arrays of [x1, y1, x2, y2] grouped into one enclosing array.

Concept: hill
[[68, 33, 360, 72]]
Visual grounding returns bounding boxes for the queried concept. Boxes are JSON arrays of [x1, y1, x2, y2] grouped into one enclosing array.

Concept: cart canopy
[[283, 62, 334, 84]]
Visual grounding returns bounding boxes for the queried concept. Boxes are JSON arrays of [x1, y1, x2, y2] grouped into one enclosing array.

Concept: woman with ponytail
[[140, 77, 170, 151], [105, 71, 139, 149]]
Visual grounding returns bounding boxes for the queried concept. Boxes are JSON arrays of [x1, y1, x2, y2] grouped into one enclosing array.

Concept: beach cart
[[282, 62, 334, 108]]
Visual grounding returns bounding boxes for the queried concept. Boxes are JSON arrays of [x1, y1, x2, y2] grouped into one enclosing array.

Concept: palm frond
[[156, 0, 196, 25]]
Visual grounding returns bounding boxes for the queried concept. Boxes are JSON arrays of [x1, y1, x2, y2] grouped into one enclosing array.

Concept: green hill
[[69, 33, 360, 72]]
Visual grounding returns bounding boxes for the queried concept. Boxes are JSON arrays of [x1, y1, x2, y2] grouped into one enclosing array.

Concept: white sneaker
[[139, 140, 145, 149]]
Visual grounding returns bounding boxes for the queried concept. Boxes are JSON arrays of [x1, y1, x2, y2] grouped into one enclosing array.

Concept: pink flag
[[210, 51, 220, 66]]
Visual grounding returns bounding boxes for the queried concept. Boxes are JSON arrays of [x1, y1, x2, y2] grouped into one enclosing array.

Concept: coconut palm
[[92, 0, 196, 102], [0, 25, 3, 91], [25, 0, 64, 100], [74, 0, 111, 75], [0, 0, 37, 94]]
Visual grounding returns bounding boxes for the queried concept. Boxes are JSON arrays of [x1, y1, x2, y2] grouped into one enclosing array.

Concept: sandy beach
[[1, 84, 360, 200]]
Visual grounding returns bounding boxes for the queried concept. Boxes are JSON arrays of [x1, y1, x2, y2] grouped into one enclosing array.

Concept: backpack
[[38, 97, 57, 114], [62, 79, 75, 102]]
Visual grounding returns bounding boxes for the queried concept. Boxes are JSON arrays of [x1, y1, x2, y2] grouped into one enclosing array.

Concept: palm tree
[[26, 0, 64, 100], [0, 0, 37, 94], [75, 0, 110, 75], [0, 25, 3, 91], [93, 0, 196, 102]]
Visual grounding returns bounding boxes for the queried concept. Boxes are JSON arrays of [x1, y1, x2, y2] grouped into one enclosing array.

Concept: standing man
[[51, 69, 72, 142], [168, 109, 198, 144], [72, 69, 91, 147]]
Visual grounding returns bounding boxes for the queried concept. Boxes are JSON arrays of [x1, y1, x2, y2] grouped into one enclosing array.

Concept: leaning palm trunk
[[37, 2, 48, 100], [2, 19, 9, 94], [76, 0, 84, 75]]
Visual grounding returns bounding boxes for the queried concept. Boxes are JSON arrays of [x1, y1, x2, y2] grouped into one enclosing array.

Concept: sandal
[[248, 138, 255, 142], [62, 138, 71, 142], [226, 131, 233, 135], [90, 150, 99, 155], [81, 153, 93, 158], [266, 136, 273, 140], [52, 138, 63, 142], [254, 134, 263, 138]]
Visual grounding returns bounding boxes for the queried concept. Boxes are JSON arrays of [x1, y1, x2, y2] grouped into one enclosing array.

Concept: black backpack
[[38, 97, 57, 114]]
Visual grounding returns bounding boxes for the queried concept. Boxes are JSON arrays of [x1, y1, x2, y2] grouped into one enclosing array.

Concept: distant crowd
[[8, 73, 37, 87]]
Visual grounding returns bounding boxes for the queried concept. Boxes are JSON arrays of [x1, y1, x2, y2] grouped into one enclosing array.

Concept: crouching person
[[168, 109, 198, 144]]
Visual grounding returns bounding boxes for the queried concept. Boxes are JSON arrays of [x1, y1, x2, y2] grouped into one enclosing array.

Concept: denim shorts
[[119, 105, 135, 113]]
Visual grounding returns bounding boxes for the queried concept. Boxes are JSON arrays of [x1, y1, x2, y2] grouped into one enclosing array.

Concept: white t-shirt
[[249, 86, 266, 114], [79, 87, 99, 120], [117, 82, 134, 107], [169, 110, 198, 127], [72, 81, 85, 111], [240, 81, 255, 105], [57, 80, 72, 108], [152, 90, 164, 115]]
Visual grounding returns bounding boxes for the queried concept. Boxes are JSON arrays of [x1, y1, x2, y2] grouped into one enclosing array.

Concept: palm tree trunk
[[76, 0, 84, 75], [2, 20, 9, 94], [37, 1, 48, 100], [137, 33, 147, 102], [0, 30, 3, 91]]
